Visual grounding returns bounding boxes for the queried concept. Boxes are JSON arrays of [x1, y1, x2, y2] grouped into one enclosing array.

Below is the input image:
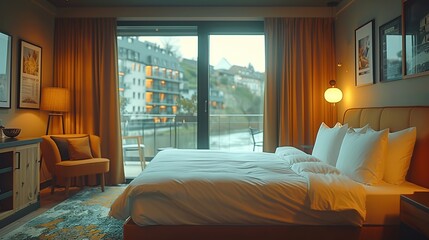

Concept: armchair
[[40, 134, 110, 195]]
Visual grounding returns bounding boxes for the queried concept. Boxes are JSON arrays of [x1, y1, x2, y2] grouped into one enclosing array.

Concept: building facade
[[118, 36, 183, 126]]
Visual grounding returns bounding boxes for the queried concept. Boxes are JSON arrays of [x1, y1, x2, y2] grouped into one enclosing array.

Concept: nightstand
[[400, 192, 429, 239]]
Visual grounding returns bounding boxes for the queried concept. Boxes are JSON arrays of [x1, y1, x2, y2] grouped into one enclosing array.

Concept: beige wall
[[0, 0, 55, 138], [335, 0, 429, 120]]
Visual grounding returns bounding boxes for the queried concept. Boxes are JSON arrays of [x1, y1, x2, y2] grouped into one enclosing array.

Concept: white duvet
[[109, 148, 366, 226]]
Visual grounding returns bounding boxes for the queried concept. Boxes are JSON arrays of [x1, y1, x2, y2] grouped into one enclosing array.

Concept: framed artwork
[[380, 17, 402, 82], [0, 31, 12, 108], [355, 20, 375, 86], [403, 0, 429, 77], [18, 40, 42, 109]]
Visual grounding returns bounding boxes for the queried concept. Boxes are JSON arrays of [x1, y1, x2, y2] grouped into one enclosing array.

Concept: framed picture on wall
[[0, 31, 12, 109], [379, 16, 403, 82], [18, 40, 42, 109], [355, 20, 375, 86], [403, 0, 429, 77]]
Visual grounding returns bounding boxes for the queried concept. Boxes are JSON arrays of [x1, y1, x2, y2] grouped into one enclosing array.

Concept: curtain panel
[[53, 18, 124, 185], [264, 18, 336, 153]]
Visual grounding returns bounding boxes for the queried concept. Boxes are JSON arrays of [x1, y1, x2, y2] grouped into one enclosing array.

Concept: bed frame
[[123, 106, 429, 240]]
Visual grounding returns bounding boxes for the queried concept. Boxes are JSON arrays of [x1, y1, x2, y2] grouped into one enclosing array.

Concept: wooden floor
[[0, 186, 82, 236]]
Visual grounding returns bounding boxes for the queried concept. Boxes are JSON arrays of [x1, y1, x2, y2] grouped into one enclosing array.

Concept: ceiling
[[46, 0, 341, 8]]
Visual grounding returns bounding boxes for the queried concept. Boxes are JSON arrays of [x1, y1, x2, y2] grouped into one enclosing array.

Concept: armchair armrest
[[89, 135, 102, 158], [41, 135, 63, 174]]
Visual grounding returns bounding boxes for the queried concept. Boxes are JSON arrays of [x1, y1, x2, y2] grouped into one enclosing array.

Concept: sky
[[138, 35, 265, 72]]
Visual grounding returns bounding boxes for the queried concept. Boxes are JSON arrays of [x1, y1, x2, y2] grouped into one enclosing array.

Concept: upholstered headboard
[[343, 106, 429, 189]]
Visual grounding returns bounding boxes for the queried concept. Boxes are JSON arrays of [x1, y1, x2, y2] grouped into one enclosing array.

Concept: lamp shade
[[40, 87, 70, 112], [324, 87, 343, 103]]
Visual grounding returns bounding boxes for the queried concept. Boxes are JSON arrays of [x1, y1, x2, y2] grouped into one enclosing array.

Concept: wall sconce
[[324, 80, 343, 104], [40, 87, 70, 135]]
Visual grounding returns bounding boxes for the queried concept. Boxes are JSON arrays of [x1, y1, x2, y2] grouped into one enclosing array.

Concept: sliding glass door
[[117, 22, 265, 177]]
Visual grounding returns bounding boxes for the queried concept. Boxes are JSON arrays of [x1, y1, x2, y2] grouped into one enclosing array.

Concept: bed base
[[124, 218, 401, 240]]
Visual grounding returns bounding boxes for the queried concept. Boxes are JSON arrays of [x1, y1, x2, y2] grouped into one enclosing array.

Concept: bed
[[110, 106, 429, 240]]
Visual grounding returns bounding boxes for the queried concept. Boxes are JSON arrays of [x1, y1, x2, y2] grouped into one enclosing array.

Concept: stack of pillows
[[312, 122, 417, 185]]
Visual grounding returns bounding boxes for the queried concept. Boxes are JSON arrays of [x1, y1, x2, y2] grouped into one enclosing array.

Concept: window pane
[[209, 35, 265, 152], [118, 35, 198, 178]]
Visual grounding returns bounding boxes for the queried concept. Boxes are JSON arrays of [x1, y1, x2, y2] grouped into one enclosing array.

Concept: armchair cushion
[[51, 135, 92, 160], [68, 137, 93, 160], [55, 158, 109, 178], [51, 136, 70, 160]]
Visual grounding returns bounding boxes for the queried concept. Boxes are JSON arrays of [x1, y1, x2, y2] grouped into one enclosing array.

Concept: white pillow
[[336, 128, 388, 185], [291, 162, 341, 175], [282, 154, 320, 165], [275, 146, 306, 157], [353, 124, 369, 133], [384, 127, 417, 184], [312, 122, 348, 166]]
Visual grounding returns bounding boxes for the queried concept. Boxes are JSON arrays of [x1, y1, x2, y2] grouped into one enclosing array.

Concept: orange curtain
[[264, 18, 336, 152], [53, 18, 124, 185]]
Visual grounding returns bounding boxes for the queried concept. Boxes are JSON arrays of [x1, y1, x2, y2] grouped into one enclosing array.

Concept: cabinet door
[[14, 144, 40, 210]]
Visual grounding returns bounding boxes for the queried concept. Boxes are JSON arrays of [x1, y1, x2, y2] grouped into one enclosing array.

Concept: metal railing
[[121, 113, 263, 159]]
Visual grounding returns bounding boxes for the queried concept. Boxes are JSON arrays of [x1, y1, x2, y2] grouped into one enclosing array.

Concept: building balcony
[[146, 87, 179, 94]]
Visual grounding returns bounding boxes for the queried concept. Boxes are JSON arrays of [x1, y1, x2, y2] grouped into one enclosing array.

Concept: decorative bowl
[[2, 128, 21, 138]]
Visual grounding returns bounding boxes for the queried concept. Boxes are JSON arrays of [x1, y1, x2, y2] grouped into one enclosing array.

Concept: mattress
[[110, 148, 365, 226], [364, 181, 429, 225]]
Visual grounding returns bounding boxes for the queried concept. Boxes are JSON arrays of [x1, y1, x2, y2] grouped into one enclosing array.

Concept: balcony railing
[[121, 113, 263, 160]]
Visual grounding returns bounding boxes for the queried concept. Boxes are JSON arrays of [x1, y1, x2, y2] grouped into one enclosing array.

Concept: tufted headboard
[[343, 106, 429, 189]]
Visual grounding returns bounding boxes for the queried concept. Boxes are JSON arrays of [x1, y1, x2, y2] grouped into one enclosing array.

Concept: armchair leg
[[101, 173, 105, 192], [80, 175, 85, 188], [65, 177, 71, 196], [51, 176, 56, 195]]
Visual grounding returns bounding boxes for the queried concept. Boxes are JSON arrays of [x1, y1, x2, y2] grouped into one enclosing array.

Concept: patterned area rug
[[1, 186, 126, 240]]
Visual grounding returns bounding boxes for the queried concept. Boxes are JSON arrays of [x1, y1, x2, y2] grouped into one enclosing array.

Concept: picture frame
[[355, 20, 375, 86], [0, 31, 12, 109], [379, 17, 402, 82], [18, 40, 42, 109], [402, 0, 429, 77]]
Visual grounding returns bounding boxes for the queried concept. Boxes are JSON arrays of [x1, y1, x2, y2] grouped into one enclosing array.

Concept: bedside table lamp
[[40, 87, 70, 135], [324, 80, 342, 124], [324, 80, 343, 105]]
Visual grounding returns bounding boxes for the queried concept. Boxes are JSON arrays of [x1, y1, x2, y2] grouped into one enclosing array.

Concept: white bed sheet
[[110, 149, 364, 226], [363, 181, 429, 225]]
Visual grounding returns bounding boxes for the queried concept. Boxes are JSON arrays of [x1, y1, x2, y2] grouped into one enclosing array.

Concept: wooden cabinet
[[0, 138, 41, 229], [400, 192, 429, 239]]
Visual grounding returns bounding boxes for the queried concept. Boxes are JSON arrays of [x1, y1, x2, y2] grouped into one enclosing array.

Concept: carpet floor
[[1, 186, 126, 240]]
